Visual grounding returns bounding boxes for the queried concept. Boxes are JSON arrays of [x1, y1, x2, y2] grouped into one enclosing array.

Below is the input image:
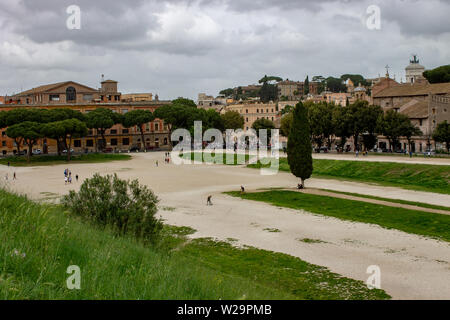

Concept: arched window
[[66, 87, 76, 102]]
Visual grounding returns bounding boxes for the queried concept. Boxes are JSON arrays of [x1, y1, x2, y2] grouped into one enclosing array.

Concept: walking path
[[1, 152, 449, 299]]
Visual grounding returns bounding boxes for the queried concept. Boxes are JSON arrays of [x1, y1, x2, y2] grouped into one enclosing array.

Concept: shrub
[[62, 173, 162, 243]]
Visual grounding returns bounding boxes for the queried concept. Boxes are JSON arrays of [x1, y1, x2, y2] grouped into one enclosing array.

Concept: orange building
[[0, 80, 171, 156]]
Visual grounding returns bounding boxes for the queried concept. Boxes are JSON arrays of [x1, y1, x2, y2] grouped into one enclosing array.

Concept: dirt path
[[1, 152, 449, 299]]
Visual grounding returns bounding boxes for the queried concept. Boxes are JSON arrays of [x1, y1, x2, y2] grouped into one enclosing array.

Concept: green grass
[[0, 153, 131, 167], [226, 190, 450, 242], [248, 158, 450, 195], [318, 189, 450, 212], [180, 152, 252, 165], [0, 189, 388, 300]]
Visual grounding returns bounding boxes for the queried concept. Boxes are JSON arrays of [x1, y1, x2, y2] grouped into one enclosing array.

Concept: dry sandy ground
[[1, 152, 449, 300]]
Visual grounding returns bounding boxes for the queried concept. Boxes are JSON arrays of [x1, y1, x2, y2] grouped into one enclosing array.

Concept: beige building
[[225, 102, 283, 131], [121, 93, 153, 102]]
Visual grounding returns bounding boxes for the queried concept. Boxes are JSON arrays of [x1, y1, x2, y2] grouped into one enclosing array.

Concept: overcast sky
[[0, 0, 449, 100]]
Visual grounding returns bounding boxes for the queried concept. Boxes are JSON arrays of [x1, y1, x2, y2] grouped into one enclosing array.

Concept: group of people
[[64, 168, 78, 185], [4, 172, 16, 181], [164, 152, 171, 164]]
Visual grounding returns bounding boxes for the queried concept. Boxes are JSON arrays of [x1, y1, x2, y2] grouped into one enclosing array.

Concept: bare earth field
[[1, 152, 449, 300]]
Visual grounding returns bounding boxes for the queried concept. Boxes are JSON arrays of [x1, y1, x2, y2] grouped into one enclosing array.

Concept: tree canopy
[[287, 102, 313, 187], [221, 111, 244, 130], [423, 65, 450, 84], [433, 121, 450, 152]]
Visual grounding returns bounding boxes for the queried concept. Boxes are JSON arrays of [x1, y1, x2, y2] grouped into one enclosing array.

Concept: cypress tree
[[287, 102, 313, 187]]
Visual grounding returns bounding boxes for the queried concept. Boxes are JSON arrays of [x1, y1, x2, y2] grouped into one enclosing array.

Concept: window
[[1, 131, 5, 137], [164, 138, 168, 145], [419, 119, 423, 126], [246, 109, 248, 113], [122, 129, 129, 134], [155, 123, 159, 131], [50, 94, 60, 101], [2, 141, 5, 147], [110, 129, 117, 134], [246, 118, 248, 122], [86, 139, 94, 147], [110, 139, 118, 146], [122, 138, 130, 146], [74, 140, 81, 148], [66, 87, 76, 101]]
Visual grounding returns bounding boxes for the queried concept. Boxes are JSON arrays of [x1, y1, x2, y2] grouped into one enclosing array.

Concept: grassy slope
[[226, 190, 450, 242], [0, 153, 131, 167], [248, 158, 450, 195], [0, 189, 388, 300]]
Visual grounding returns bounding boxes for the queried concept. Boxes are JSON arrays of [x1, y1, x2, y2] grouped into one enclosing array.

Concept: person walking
[[240, 185, 245, 194], [206, 195, 213, 206], [76, 174, 79, 182], [13, 172, 16, 180]]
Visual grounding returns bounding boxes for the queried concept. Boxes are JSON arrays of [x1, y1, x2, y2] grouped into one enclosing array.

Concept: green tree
[[340, 74, 370, 87], [280, 112, 293, 137], [347, 100, 369, 151], [154, 99, 198, 149], [401, 121, 423, 153], [85, 108, 120, 151], [41, 119, 88, 160], [259, 82, 278, 103], [219, 88, 234, 97], [221, 111, 244, 130], [304, 76, 310, 95], [2, 109, 46, 154], [287, 102, 313, 187], [258, 75, 283, 84], [332, 106, 352, 149], [360, 105, 383, 151], [62, 173, 162, 244], [123, 110, 155, 151], [202, 109, 225, 132], [325, 77, 347, 93], [378, 110, 412, 151], [252, 118, 275, 141], [307, 102, 335, 149], [423, 65, 450, 84], [46, 108, 86, 154], [6, 121, 43, 162], [433, 121, 450, 152]]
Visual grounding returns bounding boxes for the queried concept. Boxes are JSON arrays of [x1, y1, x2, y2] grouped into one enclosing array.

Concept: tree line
[[0, 98, 247, 161], [280, 100, 426, 152]]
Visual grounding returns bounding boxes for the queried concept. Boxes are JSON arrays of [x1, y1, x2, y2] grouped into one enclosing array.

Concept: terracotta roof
[[13, 81, 98, 96], [399, 99, 429, 119], [374, 82, 450, 98]]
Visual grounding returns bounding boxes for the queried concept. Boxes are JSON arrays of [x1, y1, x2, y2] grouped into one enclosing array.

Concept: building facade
[[0, 80, 172, 155]]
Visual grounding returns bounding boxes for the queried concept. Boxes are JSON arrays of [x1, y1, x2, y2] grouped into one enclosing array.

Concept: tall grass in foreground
[[0, 189, 389, 300]]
